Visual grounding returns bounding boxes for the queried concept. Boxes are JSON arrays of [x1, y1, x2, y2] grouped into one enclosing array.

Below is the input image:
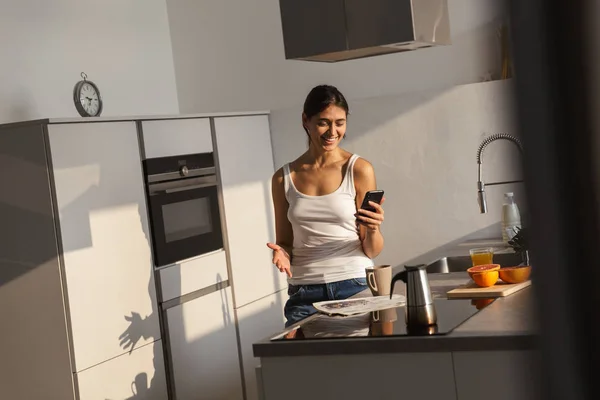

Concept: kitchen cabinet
[[281, 0, 414, 58], [343, 0, 414, 50], [0, 112, 276, 400], [76, 340, 168, 400], [165, 286, 243, 400], [258, 349, 537, 400], [279, 0, 347, 59], [0, 123, 75, 400], [48, 121, 161, 372], [453, 351, 536, 400], [214, 114, 286, 308], [141, 118, 212, 158], [279, 0, 449, 61], [259, 352, 457, 400], [236, 289, 287, 400]]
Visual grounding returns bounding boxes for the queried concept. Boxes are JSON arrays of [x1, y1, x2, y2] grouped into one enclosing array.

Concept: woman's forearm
[[362, 228, 384, 259]]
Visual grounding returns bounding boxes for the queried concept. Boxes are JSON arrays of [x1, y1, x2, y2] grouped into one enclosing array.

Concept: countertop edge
[[253, 332, 537, 358]]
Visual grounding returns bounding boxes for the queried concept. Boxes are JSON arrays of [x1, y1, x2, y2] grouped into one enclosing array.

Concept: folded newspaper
[[313, 294, 406, 317]]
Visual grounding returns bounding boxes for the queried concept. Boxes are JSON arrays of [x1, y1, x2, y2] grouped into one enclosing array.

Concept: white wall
[[269, 79, 525, 267], [0, 0, 179, 124], [167, 0, 508, 113]]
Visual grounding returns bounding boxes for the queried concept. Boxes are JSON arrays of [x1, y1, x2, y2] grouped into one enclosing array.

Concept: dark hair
[[303, 84, 349, 119], [302, 85, 349, 144]]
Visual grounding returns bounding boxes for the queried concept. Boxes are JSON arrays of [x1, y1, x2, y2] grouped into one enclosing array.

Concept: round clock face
[[73, 75, 103, 117]]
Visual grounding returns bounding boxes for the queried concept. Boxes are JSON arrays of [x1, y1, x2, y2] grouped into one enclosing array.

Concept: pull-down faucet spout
[[477, 133, 524, 213]]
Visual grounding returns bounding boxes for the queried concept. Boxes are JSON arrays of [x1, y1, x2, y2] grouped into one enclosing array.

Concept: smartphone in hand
[[360, 190, 384, 212]]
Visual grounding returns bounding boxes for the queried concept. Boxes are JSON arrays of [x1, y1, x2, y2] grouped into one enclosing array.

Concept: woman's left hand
[[356, 198, 385, 232]]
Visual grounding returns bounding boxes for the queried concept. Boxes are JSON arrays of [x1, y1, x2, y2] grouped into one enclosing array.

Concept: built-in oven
[[143, 152, 223, 268]]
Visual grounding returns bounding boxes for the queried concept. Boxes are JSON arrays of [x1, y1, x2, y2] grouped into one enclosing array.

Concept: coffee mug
[[365, 265, 392, 296]]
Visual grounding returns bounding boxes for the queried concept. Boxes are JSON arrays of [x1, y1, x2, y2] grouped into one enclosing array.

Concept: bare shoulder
[[271, 167, 288, 205], [353, 157, 376, 180], [272, 166, 285, 186], [289, 152, 311, 172]]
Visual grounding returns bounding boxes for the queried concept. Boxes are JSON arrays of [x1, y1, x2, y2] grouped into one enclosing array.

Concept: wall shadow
[[116, 245, 164, 400], [119, 255, 286, 400]]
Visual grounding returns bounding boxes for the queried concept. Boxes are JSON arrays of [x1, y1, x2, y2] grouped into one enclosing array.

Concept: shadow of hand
[[119, 312, 145, 354]]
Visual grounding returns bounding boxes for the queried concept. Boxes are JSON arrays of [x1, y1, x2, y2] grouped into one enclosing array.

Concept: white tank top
[[283, 154, 374, 285]]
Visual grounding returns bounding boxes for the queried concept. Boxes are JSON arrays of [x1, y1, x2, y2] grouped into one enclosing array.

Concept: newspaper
[[313, 294, 406, 317], [301, 312, 372, 338]]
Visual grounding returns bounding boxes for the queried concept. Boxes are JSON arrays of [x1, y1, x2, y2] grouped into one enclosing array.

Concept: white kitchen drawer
[[142, 118, 212, 158], [76, 340, 167, 400], [159, 250, 229, 302]]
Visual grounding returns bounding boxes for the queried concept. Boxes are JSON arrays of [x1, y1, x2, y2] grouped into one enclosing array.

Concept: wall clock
[[73, 72, 103, 117]]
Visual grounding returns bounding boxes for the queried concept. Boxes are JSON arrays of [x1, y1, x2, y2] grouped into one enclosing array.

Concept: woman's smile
[[321, 135, 339, 145]]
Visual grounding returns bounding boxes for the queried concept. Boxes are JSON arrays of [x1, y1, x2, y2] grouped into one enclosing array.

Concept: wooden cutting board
[[446, 280, 531, 299]]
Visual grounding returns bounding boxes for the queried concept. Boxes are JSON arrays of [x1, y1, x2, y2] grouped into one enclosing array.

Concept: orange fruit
[[470, 271, 499, 287], [467, 264, 501, 275], [499, 265, 531, 284], [467, 264, 500, 287]]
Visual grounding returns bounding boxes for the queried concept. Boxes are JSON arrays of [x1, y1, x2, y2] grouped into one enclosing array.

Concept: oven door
[[147, 175, 223, 267]]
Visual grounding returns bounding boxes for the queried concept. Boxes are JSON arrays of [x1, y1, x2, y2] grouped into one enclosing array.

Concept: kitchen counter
[[253, 225, 539, 400], [253, 225, 539, 358], [254, 275, 536, 358]]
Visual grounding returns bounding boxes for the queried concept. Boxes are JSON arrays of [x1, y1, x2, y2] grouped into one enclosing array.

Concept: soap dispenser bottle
[[501, 192, 521, 242]]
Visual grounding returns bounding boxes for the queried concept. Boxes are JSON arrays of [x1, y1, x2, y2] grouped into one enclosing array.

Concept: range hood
[[278, 0, 451, 62]]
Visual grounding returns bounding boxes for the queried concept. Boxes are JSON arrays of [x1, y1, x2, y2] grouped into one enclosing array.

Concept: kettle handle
[[389, 270, 408, 299]]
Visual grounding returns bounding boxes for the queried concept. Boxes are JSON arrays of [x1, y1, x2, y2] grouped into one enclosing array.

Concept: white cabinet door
[[142, 118, 212, 158], [236, 289, 287, 400], [76, 340, 167, 400], [166, 287, 243, 400], [214, 115, 286, 307], [48, 122, 160, 372]]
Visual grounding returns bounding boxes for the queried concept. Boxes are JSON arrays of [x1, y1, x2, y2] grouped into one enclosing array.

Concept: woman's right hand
[[266, 243, 292, 277]]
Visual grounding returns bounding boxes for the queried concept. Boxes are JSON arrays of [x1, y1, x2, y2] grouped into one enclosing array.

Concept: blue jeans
[[284, 277, 369, 327]]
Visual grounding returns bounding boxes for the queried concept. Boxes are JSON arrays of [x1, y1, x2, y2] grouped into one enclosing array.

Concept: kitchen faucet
[[477, 133, 524, 213]]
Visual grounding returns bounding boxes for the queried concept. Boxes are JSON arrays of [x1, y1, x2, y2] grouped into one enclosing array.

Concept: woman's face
[[303, 104, 347, 151]]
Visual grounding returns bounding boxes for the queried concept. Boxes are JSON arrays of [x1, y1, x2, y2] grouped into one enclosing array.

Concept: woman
[[267, 84, 385, 327]]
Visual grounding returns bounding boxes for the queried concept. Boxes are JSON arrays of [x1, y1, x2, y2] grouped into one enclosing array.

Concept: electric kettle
[[390, 264, 437, 327]]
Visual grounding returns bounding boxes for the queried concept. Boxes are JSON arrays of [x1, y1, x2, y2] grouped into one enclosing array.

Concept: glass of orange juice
[[469, 247, 494, 266]]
